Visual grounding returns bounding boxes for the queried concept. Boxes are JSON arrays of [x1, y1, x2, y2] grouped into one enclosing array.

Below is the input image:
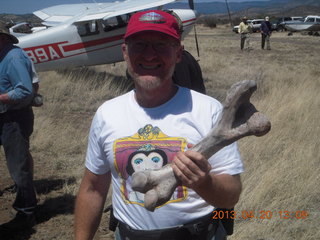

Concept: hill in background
[[0, 13, 41, 27], [167, 0, 320, 15], [1, 0, 319, 27]]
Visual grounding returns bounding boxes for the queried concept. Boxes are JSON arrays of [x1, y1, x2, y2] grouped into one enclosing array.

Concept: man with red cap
[[75, 10, 243, 240]]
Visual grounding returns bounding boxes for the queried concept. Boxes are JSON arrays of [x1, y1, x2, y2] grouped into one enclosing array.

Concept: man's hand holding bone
[[172, 150, 212, 190]]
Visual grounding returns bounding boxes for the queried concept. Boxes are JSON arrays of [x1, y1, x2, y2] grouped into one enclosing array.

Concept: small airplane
[[284, 15, 320, 33], [9, 0, 197, 72]]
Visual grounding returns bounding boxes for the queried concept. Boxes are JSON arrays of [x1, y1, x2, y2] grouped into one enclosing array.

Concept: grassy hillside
[[0, 25, 319, 239], [191, 25, 320, 239]]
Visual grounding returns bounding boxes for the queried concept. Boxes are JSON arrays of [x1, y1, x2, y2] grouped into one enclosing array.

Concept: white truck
[[233, 19, 265, 33]]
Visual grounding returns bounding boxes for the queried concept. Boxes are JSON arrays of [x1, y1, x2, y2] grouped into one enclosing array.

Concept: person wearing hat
[[74, 10, 243, 240], [238, 16, 252, 50], [123, 10, 206, 95], [0, 26, 37, 231], [260, 16, 272, 50]]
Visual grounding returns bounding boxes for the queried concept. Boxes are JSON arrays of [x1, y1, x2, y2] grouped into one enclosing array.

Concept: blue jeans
[[0, 107, 37, 215]]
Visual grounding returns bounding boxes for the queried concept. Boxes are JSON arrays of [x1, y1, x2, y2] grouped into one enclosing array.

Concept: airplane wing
[[33, 0, 178, 25], [33, 3, 111, 25]]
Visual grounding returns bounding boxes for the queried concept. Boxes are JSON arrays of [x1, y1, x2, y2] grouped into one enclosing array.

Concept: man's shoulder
[[1, 44, 15, 60], [92, 91, 132, 126], [6, 46, 23, 55], [4, 46, 27, 61], [180, 87, 222, 110], [189, 87, 220, 101], [97, 91, 132, 112]]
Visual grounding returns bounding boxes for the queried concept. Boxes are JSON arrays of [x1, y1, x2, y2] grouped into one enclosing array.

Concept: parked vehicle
[[275, 16, 304, 31], [284, 15, 320, 32], [233, 19, 264, 33]]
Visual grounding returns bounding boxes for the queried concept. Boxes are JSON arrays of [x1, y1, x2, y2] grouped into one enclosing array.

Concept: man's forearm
[[74, 190, 105, 240], [74, 170, 111, 240], [193, 174, 242, 209]]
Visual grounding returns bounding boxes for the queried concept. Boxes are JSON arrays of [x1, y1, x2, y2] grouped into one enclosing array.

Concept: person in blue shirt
[[0, 26, 37, 232]]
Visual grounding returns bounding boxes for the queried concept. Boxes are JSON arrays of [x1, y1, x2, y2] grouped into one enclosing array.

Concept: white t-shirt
[[85, 86, 243, 230]]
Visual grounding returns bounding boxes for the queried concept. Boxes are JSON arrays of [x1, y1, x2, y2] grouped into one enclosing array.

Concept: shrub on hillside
[[198, 15, 217, 28]]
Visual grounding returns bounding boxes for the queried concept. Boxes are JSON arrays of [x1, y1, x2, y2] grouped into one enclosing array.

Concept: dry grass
[[0, 24, 319, 239]]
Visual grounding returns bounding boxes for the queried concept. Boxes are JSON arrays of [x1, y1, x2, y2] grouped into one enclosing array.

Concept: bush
[[198, 15, 217, 28]]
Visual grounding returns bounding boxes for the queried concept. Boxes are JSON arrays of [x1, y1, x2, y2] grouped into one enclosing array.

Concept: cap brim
[[124, 29, 180, 41], [9, 34, 19, 44]]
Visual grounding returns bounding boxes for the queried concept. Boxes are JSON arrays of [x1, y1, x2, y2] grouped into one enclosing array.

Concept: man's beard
[[134, 75, 162, 90], [128, 67, 175, 90]]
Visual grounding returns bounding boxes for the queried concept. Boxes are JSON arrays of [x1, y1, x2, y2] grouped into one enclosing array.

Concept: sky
[[1, 0, 269, 14]]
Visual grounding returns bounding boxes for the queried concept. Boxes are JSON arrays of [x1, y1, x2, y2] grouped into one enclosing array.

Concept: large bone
[[131, 80, 271, 211]]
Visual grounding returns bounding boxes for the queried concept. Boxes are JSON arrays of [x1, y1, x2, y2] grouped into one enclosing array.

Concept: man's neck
[[134, 83, 178, 108], [0, 43, 14, 62]]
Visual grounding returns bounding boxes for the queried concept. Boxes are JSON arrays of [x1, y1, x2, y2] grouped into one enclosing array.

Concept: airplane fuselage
[[16, 9, 196, 72], [17, 22, 126, 71]]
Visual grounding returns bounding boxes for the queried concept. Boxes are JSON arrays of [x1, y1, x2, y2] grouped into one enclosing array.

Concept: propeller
[[188, 0, 200, 58]]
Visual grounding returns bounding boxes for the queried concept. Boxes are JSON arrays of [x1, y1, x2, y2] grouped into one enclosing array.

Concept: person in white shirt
[[238, 16, 252, 50], [74, 10, 243, 240]]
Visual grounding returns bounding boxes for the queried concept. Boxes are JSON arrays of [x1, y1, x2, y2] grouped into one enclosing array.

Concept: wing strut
[[188, 0, 200, 57]]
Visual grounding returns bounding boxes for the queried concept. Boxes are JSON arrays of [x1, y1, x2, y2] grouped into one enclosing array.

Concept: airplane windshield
[[306, 18, 315, 23], [102, 14, 130, 32], [76, 20, 99, 36], [11, 22, 33, 34]]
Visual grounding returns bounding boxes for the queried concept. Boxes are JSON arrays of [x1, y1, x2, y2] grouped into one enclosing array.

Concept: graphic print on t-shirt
[[114, 124, 188, 207]]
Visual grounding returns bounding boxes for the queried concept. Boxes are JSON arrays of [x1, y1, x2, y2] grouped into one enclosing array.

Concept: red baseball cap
[[124, 10, 180, 41]]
